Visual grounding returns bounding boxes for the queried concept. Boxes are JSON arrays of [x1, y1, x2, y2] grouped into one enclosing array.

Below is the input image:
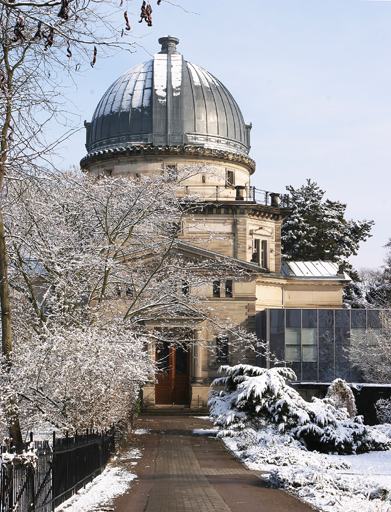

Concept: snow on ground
[[133, 428, 150, 435], [192, 428, 218, 436], [222, 425, 391, 512], [56, 467, 136, 512], [56, 447, 142, 511]]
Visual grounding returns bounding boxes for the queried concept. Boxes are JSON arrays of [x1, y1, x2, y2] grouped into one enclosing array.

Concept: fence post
[[29, 432, 36, 512]]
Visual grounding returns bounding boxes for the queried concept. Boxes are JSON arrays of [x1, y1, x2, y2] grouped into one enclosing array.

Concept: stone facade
[[83, 150, 348, 409], [81, 36, 349, 409]]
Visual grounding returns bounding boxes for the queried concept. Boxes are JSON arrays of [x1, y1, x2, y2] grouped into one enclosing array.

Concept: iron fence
[[0, 430, 115, 512]]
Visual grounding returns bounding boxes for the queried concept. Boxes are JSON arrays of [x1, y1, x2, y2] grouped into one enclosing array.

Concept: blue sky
[[56, 0, 391, 270]]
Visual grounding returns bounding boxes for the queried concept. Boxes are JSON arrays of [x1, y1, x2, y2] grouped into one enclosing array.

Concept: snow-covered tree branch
[[348, 311, 391, 383], [0, 169, 260, 438]]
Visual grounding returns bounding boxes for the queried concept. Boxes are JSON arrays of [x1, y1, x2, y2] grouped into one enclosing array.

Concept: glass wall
[[256, 309, 385, 383]]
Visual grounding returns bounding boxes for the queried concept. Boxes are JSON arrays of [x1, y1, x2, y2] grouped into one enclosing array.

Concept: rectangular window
[[302, 328, 317, 362], [216, 335, 229, 365], [213, 280, 221, 298], [225, 279, 233, 298], [202, 174, 206, 184], [285, 327, 301, 362], [225, 169, 235, 187], [182, 280, 189, 296], [252, 238, 260, 264], [98, 169, 112, 179], [166, 164, 178, 180], [261, 240, 268, 269], [252, 239, 268, 268]]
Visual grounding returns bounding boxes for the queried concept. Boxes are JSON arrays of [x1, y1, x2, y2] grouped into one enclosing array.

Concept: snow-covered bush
[[376, 399, 391, 424], [209, 364, 390, 454], [0, 323, 153, 434], [326, 379, 357, 418]]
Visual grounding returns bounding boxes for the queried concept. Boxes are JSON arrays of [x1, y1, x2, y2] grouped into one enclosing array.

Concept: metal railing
[[0, 430, 115, 512], [179, 184, 290, 207]]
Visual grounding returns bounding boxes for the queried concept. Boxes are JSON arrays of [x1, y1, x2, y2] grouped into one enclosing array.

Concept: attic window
[[202, 174, 206, 184]]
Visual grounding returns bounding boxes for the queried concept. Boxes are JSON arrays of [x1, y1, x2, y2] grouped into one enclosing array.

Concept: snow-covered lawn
[[223, 426, 391, 512], [56, 447, 142, 511], [208, 364, 391, 511]]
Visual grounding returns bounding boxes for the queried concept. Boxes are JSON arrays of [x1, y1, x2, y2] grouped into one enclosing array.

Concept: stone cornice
[[80, 144, 256, 174], [185, 202, 289, 220]]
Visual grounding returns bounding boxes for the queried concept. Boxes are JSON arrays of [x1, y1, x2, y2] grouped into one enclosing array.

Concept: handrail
[[179, 184, 290, 207]]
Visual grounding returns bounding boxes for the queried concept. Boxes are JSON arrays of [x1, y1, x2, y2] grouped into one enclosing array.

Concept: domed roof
[[84, 36, 251, 158]]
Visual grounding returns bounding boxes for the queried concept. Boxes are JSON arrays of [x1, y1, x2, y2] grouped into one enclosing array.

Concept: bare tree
[[0, 0, 165, 446], [348, 311, 391, 383], [0, 169, 259, 436]]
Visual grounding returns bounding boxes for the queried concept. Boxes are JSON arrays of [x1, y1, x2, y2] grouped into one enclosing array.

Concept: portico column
[[192, 331, 203, 384]]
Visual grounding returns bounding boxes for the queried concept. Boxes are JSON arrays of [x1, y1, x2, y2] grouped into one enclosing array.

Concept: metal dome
[[85, 36, 251, 157]]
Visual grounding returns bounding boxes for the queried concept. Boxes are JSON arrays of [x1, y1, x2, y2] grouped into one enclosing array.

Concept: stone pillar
[[142, 340, 156, 408], [192, 331, 203, 384], [190, 331, 209, 409]]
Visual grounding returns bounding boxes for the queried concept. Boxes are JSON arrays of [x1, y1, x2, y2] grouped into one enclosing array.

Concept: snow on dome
[[85, 36, 251, 157]]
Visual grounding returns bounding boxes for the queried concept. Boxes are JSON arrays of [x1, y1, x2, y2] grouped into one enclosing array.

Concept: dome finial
[[159, 36, 179, 54]]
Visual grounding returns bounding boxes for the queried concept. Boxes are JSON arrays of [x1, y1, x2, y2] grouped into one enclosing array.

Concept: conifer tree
[[282, 180, 374, 265]]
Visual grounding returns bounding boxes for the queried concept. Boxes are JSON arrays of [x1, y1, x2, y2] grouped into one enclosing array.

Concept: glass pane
[[351, 309, 366, 329], [225, 280, 233, 298], [271, 309, 284, 334], [319, 309, 335, 381], [286, 309, 301, 328], [302, 345, 317, 363], [285, 345, 300, 362], [368, 310, 382, 329], [335, 310, 351, 379], [302, 309, 317, 328], [270, 310, 285, 362], [286, 328, 300, 345], [350, 327, 366, 341], [302, 328, 316, 345]]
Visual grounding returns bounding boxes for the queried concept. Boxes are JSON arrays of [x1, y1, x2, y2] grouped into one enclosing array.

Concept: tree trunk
[[0, 41, 23, 450]]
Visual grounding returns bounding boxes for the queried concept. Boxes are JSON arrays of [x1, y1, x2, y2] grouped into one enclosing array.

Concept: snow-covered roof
[[281, 260, 350, 281], [85, 36, 250, 159]]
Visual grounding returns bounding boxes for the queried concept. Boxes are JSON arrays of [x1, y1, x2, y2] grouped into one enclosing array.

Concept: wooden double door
[[155, 342, 190, 405]]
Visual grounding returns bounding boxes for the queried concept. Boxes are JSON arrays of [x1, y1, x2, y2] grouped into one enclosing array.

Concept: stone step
[[141, 407, 208, 416]]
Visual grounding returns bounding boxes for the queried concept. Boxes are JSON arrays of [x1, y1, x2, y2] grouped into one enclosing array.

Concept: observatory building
[[82, 36, 360, 409]]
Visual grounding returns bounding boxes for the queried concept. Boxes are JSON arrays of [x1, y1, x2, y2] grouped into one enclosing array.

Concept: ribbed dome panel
[[85, 37, 251, 157]]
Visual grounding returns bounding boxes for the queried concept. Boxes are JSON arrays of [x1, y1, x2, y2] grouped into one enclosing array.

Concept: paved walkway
[[113, 415, 314, 512]]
